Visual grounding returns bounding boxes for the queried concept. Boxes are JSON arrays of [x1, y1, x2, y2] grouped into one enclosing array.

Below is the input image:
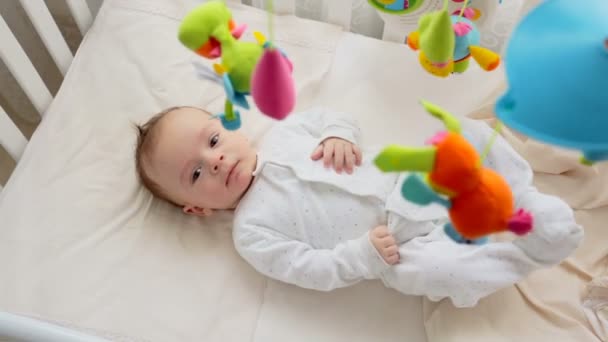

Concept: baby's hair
[[134, 106, 211, 207]]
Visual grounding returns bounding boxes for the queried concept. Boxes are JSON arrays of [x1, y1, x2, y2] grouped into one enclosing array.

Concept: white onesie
[[233, 107, 583, 307]]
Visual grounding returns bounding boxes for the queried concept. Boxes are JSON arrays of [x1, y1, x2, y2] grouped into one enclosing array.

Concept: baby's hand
[[310, 137, 362, 174], [370, 225, 400, 265]]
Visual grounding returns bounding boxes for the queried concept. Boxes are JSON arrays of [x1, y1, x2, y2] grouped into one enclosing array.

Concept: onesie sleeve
[[233, 224, 390, 291], [278, 107, 362, 146]]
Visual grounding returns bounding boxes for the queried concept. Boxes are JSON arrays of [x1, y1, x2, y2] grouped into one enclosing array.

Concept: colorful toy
[[178, 0, 295, 130], [368, 0, 419, 14], [406, 0, 500, 77], [495, 0, 608, 165], [451, 6, 481, 21], [374, 100, 533, 244]]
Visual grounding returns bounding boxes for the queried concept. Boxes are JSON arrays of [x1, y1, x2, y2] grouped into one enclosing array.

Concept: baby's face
[[147, 107, 257, 212]]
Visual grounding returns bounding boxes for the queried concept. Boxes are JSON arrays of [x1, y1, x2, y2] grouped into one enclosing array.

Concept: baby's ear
[[183, 205, 214, 217]]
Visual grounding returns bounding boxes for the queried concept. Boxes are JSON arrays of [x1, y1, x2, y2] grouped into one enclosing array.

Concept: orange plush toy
[[374, 100, 533, 244]]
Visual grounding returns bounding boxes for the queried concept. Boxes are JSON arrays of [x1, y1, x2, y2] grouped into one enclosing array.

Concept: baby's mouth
[[226, 161, 239, 187]]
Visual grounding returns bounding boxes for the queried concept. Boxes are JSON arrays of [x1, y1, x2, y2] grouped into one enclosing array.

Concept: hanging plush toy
[[406, 0, 500, 77], [178, 0, 295, 130], [495, 0, 608, 165], [368, 0, 412, 14], [374, 100, 533, 244]]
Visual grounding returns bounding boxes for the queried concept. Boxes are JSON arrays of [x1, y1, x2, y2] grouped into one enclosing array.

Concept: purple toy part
[[507, 208, 533, 236]]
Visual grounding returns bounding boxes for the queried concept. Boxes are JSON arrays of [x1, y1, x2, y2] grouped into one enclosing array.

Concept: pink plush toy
[[251, 39, 295, 120]]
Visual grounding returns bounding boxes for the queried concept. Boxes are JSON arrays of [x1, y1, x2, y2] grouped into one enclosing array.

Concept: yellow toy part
[[253, 31, 267, 46], [213, 63, 227, 75], [378, 0, 397, 4], [469, 46, 501, 71], [419, 51, 454, 77], [406, 31, 420, 50]]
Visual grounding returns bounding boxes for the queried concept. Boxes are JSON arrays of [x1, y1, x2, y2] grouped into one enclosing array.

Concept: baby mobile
[[368, 0, 487, 18], [178, 0, 296, 130], [370, 0, 530, 245], [372, 0, 608, 245], [494, 0, 608, 165], [374, 101, 533, 245], [405, 0, 501, 77]]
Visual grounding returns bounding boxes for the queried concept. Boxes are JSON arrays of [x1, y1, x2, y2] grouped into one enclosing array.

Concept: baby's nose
[[211, 155, 224, 174]]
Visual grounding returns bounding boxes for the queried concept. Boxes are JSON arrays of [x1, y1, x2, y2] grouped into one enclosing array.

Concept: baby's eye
[[192, 167, 201, 183], [210, 134, 219, 147]]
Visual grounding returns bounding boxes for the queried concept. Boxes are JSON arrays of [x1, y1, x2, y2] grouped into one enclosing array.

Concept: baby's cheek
[[234, 171, 251, 189]]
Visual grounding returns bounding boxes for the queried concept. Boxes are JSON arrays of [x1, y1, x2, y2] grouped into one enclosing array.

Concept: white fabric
[[234, 107, 583, 308], [234, 108, 398, 290]]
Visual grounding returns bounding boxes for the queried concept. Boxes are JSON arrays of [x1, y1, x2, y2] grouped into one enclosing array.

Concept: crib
[[1, 0, 605, 341]]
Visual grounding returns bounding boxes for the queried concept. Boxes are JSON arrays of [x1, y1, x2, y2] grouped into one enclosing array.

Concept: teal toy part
[[213, 109, 242, 131], [444, 222, 488, 245], [222, 74, 250, 110], [495, 0, 608, 164], [401, 174, 452, 208], [368, 0, 420, 14], [451, 16, 479, 61]]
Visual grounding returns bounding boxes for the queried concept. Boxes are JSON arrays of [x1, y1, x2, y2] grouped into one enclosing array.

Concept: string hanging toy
[[178, 0, 295, 130], [405, 0, 501, 78], [495, 0, 608, 165], [374, 100, 534, 245]]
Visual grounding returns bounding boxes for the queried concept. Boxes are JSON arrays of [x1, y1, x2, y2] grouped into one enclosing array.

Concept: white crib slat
[[273, 0, 295, 14], [0, 15, 52, 116], [251, 0, 263, 10], [382, 20, 406, 43], [252, 0, 295, 15], [66, 0, 93, 36], [0, 106, 28, 163], [0, 311, 113, 342], [19, 0, 73, 76], [325, 0, 353, 30]]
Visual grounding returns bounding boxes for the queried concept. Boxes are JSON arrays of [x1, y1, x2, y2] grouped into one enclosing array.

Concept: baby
[[135, 105, 583, 307]]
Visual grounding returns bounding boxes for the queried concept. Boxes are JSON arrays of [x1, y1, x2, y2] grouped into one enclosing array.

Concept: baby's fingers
[[323, 142, 334, 168], [385, 245, 398, 257], [353, 145, 362, 166], [334, 143, 345, 173], [384, 252, 400, 265], [382, 235, 396, 248], [345, 145, 356, 174], [310, 144, 324, 160]]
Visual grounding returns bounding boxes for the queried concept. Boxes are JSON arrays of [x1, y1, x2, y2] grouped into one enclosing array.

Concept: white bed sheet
[[0, 0, 521, 341]]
